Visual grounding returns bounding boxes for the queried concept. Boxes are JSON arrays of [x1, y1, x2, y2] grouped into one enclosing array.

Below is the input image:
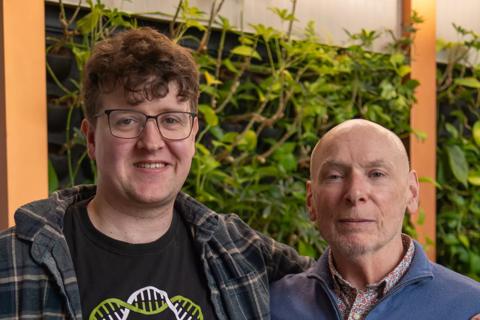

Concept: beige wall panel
[[53, 0, 401, 50]]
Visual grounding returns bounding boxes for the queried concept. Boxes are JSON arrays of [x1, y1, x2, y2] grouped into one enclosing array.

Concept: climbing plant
[[436, 24, 480, 280], [47, 0, 419, 257]]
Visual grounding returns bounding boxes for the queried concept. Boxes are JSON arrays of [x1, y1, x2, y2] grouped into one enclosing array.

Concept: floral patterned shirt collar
[[328, 235, 415, 320]]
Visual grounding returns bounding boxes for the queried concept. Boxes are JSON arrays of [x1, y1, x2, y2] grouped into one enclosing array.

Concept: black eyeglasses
[[95, 109, 197, 140]]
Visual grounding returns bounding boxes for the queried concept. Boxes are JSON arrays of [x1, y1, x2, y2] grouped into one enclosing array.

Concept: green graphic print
[[89, 286, 204, 320]]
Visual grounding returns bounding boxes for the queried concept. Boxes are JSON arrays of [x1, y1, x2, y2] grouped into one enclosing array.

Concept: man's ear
[[192, 115, 199, 138], [306, 180, 317, 221], [81, 119, 96, 160], [406, 170, 420, 215]]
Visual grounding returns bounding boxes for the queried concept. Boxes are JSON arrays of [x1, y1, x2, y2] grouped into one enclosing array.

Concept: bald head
[[306, 119, 419, 268], [310, 119, 410, 180]]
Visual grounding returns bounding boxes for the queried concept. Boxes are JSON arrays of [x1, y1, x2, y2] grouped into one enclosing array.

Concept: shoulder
[[270, 267, 335, 319], [211, 213, 270, 255], [271, 269, 312, 290], [0, 226, 17, 252], [216, 213, 259, 237], [429, 262, 480, 295], [402, 242, 480, 311], [0, 226, 36, 277], [176, 192, 266, 248], [0, 226, 29, 252]]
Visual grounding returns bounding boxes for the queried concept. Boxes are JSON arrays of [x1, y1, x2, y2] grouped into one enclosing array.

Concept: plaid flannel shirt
[[0, 185, 311, 319]]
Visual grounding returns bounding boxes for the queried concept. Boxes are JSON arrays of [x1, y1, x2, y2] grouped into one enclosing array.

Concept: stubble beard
[[327, 228, 399, 259]]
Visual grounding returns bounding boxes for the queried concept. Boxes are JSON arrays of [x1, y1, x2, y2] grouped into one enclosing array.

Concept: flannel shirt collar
[[14, 185, 220, 244], [15, 185, 97, 241], [174, 192, 220, 242]]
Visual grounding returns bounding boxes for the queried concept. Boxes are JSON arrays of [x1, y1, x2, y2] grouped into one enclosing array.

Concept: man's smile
[[134, 161, 171, 169]]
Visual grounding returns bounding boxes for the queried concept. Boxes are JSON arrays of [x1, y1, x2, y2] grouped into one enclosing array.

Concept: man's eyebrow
[[320, 160, 348, 169], [365, 160, 393, 169], [319, 159, 393, 170]]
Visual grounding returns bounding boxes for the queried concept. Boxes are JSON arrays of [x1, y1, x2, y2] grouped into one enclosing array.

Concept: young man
[[270, 119, 480, 320], [0, 27, 310, 320]]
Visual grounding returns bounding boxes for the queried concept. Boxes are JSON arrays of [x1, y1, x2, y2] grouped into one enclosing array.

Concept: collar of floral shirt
[[328, 235, 415, 319]]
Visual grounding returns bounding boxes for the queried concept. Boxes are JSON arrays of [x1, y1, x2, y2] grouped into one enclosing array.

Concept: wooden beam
[[0, 1, 48, 229], [403, 0, 437, 260]]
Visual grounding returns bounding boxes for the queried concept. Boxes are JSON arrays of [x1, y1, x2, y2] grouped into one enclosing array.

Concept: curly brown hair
[[83, 27, 199, 122]]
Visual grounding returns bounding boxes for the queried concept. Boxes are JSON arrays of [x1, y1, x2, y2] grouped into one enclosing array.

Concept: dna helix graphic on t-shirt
[[89, 286, 204, 320]]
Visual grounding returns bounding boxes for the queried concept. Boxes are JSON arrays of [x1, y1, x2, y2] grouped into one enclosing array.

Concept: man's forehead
[[99, 82, 182, 106], [310, 120, 409, 177]]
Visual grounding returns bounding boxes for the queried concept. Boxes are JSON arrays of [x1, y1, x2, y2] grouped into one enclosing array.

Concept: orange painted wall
[[0, 1, 47, 229], [404, 0, 437, 260]]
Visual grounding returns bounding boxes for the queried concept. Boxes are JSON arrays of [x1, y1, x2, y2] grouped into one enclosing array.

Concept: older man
[[0, 27, 310, 320], [271, 119, 480, 320]]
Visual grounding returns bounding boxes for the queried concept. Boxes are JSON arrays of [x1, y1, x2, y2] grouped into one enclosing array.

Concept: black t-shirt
[[64, 198, 216, 320]]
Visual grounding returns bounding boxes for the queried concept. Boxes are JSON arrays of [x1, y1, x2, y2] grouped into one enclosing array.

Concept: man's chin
[[332, 237, 378, 258], [126, 190, 177, 209]]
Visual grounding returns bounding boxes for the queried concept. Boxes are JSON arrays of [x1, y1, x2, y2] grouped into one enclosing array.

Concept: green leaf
[[390, 52, 405, 66], [277, 153, 297, 172], [185, 19, 206, 31], [239, 36, 254, 45], [222, 132, 238, 143], [473, 121, 480, 146], [446, 145, 469, 185], [435, 38, 447, 52], [195, 143, 211, 155], [77, 6, 102, 35], [458, 234, 470, 248], [416, 207, 425, 225], [238, 130, 257, 151], [445, 123, 458, 139], [380, 81, 397, 100], [218, 15, 231, 29], [454, 77, 480, 88], [397, 65, 411, 77], [467, 171, 480, 186], [298, 240, 316, 257], [203, 71, 222, 86], [470, 253, 480, 274], [418, 176, 443, 190], [48, 158, 59, 193], [231, 45, 262, 60], [198, 104, 218, 126], [270, 7, 297, 22], [223, 59, 238, 73], [411, 128, 427, 141], [275, 142, 296, 155]]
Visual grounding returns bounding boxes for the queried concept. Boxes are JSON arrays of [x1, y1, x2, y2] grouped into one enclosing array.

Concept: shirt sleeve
[[256, 230, 314, 282], [222, 213, 314, 282]]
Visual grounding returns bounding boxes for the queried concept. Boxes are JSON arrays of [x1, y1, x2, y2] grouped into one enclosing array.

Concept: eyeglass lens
[[107, 110, 194, 140]]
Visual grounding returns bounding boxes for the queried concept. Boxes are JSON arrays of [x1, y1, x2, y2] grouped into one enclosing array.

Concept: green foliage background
[[47, 0, 479, 279], [436, 25, 480, 280]]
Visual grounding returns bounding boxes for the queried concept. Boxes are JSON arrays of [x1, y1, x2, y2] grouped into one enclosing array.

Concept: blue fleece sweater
[[271, 241, 480, 320]]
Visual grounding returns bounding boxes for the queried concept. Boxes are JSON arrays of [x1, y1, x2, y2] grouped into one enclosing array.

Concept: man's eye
[[370, 171, 385, 178], [163, 117, 180, 124], [116, 118, 137, 126], [160, 115, 186, 127], [326, 173, 343, 180]]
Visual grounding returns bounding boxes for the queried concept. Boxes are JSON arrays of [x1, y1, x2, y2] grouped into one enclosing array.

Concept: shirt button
[[353, 313, 361, 320]]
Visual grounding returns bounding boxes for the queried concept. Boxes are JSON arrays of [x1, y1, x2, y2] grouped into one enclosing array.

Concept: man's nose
[[344, 172, 368, 205], [136, 118, 166, 150]]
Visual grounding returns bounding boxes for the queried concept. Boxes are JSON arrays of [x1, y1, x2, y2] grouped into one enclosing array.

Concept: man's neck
[[86, 192, 175, 244], [331, 237, 406, 290]]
